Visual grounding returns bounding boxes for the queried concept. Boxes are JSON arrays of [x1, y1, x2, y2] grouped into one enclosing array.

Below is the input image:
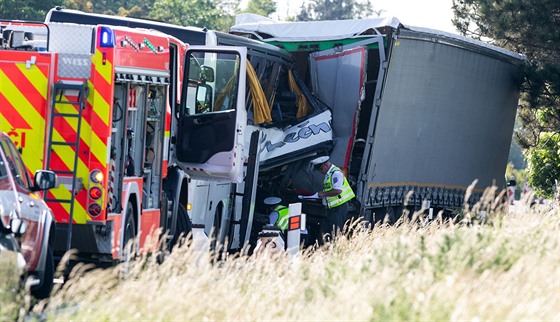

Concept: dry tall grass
[[0, 252, 25, 321], [4, 201, 560, 321]]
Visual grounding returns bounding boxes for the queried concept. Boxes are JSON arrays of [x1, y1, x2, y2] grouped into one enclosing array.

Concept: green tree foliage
[[63, 0, 153, 16], [220, 0, 242, 32], [62, 0, 94, 12], [2, 0, 235, 32], [241, 0, 276, 17], [526, 133, 560, 198], [149, 0, 225, 30], [452, 0, 560, 195], [296, 0, 377, 21], [63, 0, 234, 29], [0, 0, 60, 20]]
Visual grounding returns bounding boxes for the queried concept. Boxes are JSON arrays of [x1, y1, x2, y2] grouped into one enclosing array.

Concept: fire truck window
[[184, 50, 240, 116]]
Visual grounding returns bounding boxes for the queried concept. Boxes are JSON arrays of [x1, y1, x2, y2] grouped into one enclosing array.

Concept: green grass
[[13, 203, 560, 321]]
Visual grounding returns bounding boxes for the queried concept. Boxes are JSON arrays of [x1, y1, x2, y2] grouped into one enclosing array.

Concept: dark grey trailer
[[232, 15, 525, 220]]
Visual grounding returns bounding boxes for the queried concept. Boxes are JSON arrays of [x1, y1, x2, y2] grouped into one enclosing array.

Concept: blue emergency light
[[99, 26, 115, 48]]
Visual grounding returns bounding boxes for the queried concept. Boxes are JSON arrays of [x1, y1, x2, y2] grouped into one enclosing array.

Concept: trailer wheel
[[375, 206, 398, 225]]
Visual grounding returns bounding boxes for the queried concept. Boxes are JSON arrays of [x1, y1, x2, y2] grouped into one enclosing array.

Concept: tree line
[[0, 0, 377, 31], [2, 0, 558, 197]]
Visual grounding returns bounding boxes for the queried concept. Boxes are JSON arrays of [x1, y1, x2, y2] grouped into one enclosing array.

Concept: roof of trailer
[[231, 13, 401, 41], [214, 30, 293, 60], [231, 13, 525, 61]]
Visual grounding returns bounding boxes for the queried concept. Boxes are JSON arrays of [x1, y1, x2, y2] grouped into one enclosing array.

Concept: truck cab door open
[[176, 46, 247, 183]]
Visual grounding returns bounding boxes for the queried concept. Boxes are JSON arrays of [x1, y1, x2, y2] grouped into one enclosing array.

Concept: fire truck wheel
[[32, 245, 54, 299], [122, 203, 137, 261]]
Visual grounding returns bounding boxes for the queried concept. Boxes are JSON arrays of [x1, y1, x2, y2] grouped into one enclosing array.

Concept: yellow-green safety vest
[[274, 205, 289, 230], [323, 166, 355, 209]]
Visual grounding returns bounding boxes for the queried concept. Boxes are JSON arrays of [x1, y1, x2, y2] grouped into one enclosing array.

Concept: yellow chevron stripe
[[87, 124, 108, 166], [86, 51, 113, 167], [60, 93, 107, 167], [0, 67, 47, 172], [87, 81, 110, 167], [94, 48, 113, 84], [16, 64, 49, 101], [49, 182, 89, 223], [88, 79, 110, 128]]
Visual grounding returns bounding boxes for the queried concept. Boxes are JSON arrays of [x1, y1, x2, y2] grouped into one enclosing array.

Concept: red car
[[0, 131, 57, 299]]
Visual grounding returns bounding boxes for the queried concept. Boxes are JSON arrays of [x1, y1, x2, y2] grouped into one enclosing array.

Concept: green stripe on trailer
[[268, 38, 383, 52]]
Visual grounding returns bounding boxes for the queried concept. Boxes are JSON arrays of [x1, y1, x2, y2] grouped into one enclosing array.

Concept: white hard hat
[[310, 156, 329, 165], [263, 196, 282, 205]]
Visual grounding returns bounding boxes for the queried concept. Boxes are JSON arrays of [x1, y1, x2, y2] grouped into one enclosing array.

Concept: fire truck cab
[[0, 20, 247, 261]]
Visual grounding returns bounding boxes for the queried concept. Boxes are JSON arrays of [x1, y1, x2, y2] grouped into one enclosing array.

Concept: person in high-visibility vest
[[264, 196, 289, 231], [306, 156, 355, 238]]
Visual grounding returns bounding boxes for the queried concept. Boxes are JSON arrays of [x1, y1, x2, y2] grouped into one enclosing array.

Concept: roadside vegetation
[[0, 252, 26, 321], [3, 197, 552, 321]]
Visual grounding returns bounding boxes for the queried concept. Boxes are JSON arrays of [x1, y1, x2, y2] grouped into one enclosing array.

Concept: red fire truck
[[0, 20, 192, 262]]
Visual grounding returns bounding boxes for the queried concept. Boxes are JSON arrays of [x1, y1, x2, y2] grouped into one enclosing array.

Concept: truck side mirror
[[10, 217, 27, 236], [196, 84, 213, 113], [34, 170, 57, 190], [200, 65, 215, 83]]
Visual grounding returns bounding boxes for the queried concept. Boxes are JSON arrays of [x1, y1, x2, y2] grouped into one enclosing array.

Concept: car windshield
[[0, 149, 14, 228], [0, 137, 23, 229], [0, 159, 7, 177], [0, 137, 29, 188]]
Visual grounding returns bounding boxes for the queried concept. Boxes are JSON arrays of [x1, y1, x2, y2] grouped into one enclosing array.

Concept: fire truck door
[[309, 46, 367, 169], [175, 46, 247, 183]]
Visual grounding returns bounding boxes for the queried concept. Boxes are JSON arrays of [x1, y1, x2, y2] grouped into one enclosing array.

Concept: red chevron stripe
[[45, 191, 71, 223], [90, 63, 113, 139], [46, 188, 92, 224], [46, 147, 71, 172], [87, 99, 110, 136], [3, 63, 49, 116], [91, 65, 112, 100], [0, 92, 31, 129]]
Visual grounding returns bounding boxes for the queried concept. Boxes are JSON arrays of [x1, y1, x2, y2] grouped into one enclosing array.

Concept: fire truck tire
[[32, 245, 54, 299], [170, 203, 192, 249], [122, 203, 137, 261]]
